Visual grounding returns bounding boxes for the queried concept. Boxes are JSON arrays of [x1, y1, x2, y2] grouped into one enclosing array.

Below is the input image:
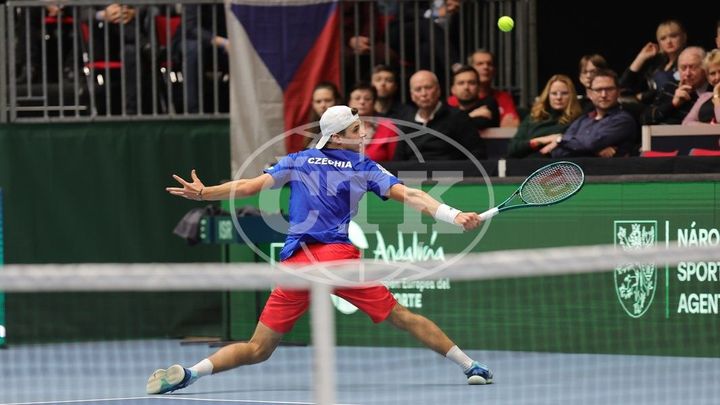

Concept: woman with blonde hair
[[682, 49, 720, 125], [620, 20, 687, 103], [507, 74, 582, 158]]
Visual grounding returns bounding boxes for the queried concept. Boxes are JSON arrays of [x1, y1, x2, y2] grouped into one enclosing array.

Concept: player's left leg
[[386, 304, 493, 385]]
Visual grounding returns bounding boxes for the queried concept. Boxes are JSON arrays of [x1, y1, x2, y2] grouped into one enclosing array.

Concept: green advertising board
[[223, 181, 720, 357]]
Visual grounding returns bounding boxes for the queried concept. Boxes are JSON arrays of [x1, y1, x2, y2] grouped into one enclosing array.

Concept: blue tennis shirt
[[264, 148, 402, 261]]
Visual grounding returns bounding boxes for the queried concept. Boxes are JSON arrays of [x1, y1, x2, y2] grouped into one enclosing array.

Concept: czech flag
[[226, 0, 340, 176]]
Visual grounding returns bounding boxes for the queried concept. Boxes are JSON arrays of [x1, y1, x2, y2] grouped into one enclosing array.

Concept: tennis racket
[[479, 161, 585, 220]]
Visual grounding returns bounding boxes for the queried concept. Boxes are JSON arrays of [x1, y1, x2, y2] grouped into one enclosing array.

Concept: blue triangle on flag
[[231, 2, 336, 91]]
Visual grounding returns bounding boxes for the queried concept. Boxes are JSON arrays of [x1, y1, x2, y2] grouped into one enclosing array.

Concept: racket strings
[[520, 164, 583, 204]]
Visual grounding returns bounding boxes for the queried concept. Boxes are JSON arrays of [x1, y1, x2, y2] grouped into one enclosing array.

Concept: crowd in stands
[[14, 2, 720, 160], [15, 3, 229, 114], [316, 17, 720, 161]]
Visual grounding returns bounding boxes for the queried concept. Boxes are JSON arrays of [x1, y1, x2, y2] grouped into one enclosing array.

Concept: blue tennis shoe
[[465, 361, 493, 385], [146, 364, 197, 394]]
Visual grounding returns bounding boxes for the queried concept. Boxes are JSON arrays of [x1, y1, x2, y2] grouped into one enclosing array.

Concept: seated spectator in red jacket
[[371, 64, 413, 120], [393, 70, 485, 161], [535, 70, 637, 158], [449, 65, 500, 129], [644, 47, 711, 124], [682, 49, 720, 125], [447, 49, 519, 127], [347, 82, 398, 161]]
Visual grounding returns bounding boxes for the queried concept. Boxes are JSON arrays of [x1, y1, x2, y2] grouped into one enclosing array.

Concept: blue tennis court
[[2, 339, 718, 405]]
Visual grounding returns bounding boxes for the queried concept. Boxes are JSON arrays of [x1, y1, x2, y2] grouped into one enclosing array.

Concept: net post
[[311, 281, 335, 405]]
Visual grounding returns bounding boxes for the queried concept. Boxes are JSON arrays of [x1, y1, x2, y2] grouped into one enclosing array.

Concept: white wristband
[[434, 204, 461, 224]]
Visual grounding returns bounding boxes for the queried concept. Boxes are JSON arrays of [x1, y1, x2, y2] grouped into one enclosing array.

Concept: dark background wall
[[537, 0, 719, 91]]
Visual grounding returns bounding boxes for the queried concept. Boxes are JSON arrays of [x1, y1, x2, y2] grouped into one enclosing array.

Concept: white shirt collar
[[415, 102, 442, 125]]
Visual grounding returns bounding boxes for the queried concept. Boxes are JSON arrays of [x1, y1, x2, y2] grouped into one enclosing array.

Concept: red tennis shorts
[[259, 243, 397, 333]]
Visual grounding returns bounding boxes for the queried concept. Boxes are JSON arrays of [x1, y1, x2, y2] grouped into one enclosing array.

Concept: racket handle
[[479, 207, 499, 221]]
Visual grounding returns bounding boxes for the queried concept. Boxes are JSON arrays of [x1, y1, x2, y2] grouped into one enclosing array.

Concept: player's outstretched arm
[[387, 184, 482, 231], [166, 169, 274, 201]]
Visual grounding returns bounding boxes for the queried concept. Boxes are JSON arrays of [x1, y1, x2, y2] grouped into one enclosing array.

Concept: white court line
[[159, 397, 359, 405], [2, 397, 359, 405], [1, 397, 154, 405]]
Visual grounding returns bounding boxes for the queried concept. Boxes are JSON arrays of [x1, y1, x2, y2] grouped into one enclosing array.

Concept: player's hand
[[454, 212, 482, 231], [166, 169, 206, 201]]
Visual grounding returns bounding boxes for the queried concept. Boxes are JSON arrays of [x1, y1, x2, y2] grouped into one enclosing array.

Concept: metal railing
[[1, 0, 229, 122], [341, 0, 537, 109], [0, 0, 536, 123]]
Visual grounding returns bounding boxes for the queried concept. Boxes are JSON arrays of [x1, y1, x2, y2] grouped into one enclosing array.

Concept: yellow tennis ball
[[498, 16, 514, 32]]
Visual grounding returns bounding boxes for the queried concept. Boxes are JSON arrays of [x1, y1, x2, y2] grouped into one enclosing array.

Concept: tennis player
[[150, 105, 493, 394]]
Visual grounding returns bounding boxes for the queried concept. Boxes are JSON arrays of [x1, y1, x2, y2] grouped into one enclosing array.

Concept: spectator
[[393, 70, 486, 161], [171, 3, 229, 114], [577, 54, 608, 113], [682, 49, 720, 125], [371, 64, 413, 120], [620, 20, 687, 105], [343, 1, 398, 85], [302, 82, 343, 149], [389, 0, 462, 91], [347, 83, 398, 161], [86, 3, 150, 114], [644, 47, 711, 125], [448, 49, 520, 127], [507, 74, 582, 158], [536, 70, 637, 158], [716, 19, 720, 50], [449, 65, 500, 129]]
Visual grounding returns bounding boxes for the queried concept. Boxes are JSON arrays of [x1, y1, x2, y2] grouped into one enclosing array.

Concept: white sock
[[189, 358, 214, 378], [445, 345, 474, 372]]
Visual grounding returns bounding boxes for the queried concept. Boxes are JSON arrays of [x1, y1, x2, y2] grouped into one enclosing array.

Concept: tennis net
[[1, 243, 719, 405]]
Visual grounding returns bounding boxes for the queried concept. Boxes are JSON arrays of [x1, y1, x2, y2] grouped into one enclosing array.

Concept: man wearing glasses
[[540, 69, 637, 158]]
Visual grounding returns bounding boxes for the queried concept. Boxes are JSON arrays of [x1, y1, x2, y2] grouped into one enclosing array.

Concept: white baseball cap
[[316, 106, 359, 149]]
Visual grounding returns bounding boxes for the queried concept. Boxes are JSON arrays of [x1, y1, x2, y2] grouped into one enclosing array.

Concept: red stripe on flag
[[282, 6, 340, 153]]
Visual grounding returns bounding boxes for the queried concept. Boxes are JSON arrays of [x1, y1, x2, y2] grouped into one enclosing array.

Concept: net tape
[[0, 243, 716, 292]]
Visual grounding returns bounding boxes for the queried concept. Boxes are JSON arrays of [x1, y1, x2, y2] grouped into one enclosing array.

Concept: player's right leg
[[386, 304, 493, 385], [146, 322, 284, 394]]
